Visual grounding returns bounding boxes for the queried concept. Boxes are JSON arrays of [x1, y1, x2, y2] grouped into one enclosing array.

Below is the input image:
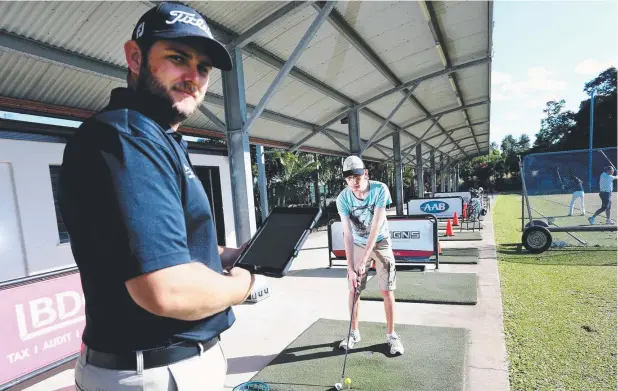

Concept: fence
[[521, 147, 617, 249]]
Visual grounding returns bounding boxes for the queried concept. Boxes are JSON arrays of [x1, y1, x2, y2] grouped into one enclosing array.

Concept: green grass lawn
[[494, 194, 617, 391]]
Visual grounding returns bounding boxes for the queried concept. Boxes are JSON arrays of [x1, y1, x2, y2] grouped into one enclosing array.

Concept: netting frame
[[518, 147, 618, 253]]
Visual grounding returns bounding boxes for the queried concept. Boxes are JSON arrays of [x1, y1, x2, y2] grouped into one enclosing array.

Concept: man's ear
[[124, 40, 143, 77]]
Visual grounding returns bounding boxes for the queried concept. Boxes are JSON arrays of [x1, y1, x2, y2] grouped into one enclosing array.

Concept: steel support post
[[348, 109, 361, 155], [416, 144, 423, 198], [430, 150, 436, 194], [222, 47, 256, 245], [393, 132, 404, 215], [256, 145, 269, 224], [440, 155, 445, 192]]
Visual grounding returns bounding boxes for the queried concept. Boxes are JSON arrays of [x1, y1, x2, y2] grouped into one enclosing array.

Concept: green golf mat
[[360, 272, 477, 305], [438, 231, 482, 241], [438, 222, 484, 230], [440, 248, 479, 257], [435, 255, 478, 264], [248, 318, 468, 391]]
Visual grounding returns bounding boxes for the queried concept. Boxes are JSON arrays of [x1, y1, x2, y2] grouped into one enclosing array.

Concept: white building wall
[[0, 138, 235, 283]]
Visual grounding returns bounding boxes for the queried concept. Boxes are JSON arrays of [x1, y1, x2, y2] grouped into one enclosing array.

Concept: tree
[[533, 100, 576, 149], [584, 66, 617, 96]]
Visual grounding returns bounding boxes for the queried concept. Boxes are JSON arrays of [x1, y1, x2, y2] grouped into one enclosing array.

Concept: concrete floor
[[19, 196, 509, 391]]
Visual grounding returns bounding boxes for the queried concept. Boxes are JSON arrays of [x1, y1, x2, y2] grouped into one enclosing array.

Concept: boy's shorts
[[348, 238, 396, 292]]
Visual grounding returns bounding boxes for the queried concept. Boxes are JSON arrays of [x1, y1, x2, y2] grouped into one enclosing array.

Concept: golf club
[[599, 150, 616, 171], [335, 285, 360, 391]]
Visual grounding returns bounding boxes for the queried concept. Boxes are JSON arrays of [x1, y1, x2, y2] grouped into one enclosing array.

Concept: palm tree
[[270, 151, 320, 205]]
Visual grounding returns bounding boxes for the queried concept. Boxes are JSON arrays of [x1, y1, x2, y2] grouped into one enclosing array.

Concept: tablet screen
[[239, 211, 317, 270]]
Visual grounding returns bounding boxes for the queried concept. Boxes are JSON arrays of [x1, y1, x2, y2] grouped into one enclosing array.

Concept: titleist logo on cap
[[166, 10, 212, 37]]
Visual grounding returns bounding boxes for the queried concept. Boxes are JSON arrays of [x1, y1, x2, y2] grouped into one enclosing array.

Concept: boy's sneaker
[[589, 216, 595, 225], [606, 219, 615, 225], [387, 333, 404, 355], [339, 330, 360, 350]]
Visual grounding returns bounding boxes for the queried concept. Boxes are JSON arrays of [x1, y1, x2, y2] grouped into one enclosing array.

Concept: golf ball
[[344, 378, 351, 385]]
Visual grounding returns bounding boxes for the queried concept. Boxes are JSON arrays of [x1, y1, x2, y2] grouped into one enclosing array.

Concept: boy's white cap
[[342, 155, 365, 177]]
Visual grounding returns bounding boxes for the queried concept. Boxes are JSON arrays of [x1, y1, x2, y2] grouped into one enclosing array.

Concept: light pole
[[588, 90, 595, 192]]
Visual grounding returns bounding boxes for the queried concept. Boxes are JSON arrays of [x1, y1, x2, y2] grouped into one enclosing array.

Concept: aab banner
[[330, 218, 435, 259], [407, 197, 463, 219], [0, 271, 85, 387]]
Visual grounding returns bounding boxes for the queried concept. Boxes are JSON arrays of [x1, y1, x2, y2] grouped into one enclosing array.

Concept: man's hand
[[228, 266, 255, 304], [221, 241, 249, 271], [355, 259, 367, 286], [348, 269, 358, 289]]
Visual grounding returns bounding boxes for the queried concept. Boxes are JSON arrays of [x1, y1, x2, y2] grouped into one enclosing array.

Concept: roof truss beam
[[419, 1, 481, 155], [225, 2, 308, 49], [312, 1, 469, 158], [289, 57, 488, 152]]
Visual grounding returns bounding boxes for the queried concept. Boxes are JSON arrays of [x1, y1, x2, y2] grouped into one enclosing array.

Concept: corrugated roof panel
[[365, 93, 424, 126], [411, 76, 458, 115], [185, 111, 223, 132], [207, 69, 224, 96], [251, 5, 393, 102], [334, 1, 442, 84], [301, 132, 346, 153], [0, 2, 147, 66], [359, 112, 390, 141], [451, 128, 470, 141], [188, 1, 289, 35], [436, 1, 489, 65], [0, 50, 120, 110], [250, 118, 308, 144], [435, 110, 464, 129], [467, 105, 489, 124], [455, 67, 488, 104]]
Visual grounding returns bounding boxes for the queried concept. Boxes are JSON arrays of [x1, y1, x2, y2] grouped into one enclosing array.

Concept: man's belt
[[84, 337, 219, 370]]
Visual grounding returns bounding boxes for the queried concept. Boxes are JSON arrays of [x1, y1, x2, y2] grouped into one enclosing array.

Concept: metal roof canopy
[[0, 0, 493, 166]]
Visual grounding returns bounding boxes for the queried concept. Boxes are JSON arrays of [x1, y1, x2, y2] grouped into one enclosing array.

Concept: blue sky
[[490, 0, 618, 146]]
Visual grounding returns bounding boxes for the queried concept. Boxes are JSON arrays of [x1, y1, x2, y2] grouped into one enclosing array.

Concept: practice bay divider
[[406, 196, 463, 220], [327, 214, 440, 269]]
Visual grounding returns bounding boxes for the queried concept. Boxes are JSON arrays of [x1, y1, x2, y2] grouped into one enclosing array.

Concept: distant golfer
[[336, 155, 404, 355], [589, 166, 617, 225], [568, 176, 585, 216]]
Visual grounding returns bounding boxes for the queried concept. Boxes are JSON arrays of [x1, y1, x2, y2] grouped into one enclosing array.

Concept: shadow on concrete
[[226, 354, 279, 375]]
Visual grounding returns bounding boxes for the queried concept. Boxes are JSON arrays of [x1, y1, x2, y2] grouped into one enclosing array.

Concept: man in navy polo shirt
[[58, 2, 255, 390]]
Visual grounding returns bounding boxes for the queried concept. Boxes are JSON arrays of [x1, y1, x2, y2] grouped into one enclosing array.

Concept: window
[[49, 165, 69, 244]]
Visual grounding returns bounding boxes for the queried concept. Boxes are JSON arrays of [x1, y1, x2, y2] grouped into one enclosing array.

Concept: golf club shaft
[[599, 150, 616, 170], [340, 287, 359, 380]]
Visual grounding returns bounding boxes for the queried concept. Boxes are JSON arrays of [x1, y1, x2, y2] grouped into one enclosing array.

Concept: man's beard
[[135, 62, 202, 125]]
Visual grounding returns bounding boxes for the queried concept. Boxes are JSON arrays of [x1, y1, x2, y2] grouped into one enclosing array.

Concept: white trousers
[[569, 191, 585, 215], [75, 341, 227, 391]]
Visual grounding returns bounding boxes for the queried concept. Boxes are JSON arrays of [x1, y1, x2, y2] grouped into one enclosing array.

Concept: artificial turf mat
[[438, 231, 482, 241], [360, 272, 477, 305], [438, 222, 484, 230], [440, 248, 479, 257], [248, 318, 468, 391], [435, 255, 479, 264]]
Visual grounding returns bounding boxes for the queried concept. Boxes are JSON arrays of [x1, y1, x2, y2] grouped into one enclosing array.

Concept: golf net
[[521, 147, 617, 248]]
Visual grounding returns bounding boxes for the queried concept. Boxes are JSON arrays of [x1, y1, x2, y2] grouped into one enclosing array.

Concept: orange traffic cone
[[452, 211, 459, 226], [445, 219, 454, 236], [463, 204, 467, 219]]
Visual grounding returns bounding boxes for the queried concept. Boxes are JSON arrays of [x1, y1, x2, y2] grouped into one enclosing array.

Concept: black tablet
[[233, 206, 322, 277]]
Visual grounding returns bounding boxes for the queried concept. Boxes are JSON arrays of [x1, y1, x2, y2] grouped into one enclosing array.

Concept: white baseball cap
[[342, 155, 365, 177]]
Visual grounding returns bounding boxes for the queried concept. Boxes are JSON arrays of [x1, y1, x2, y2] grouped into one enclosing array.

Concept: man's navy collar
[[106, 87, 176, 132], [105, 87, 186, 148]]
